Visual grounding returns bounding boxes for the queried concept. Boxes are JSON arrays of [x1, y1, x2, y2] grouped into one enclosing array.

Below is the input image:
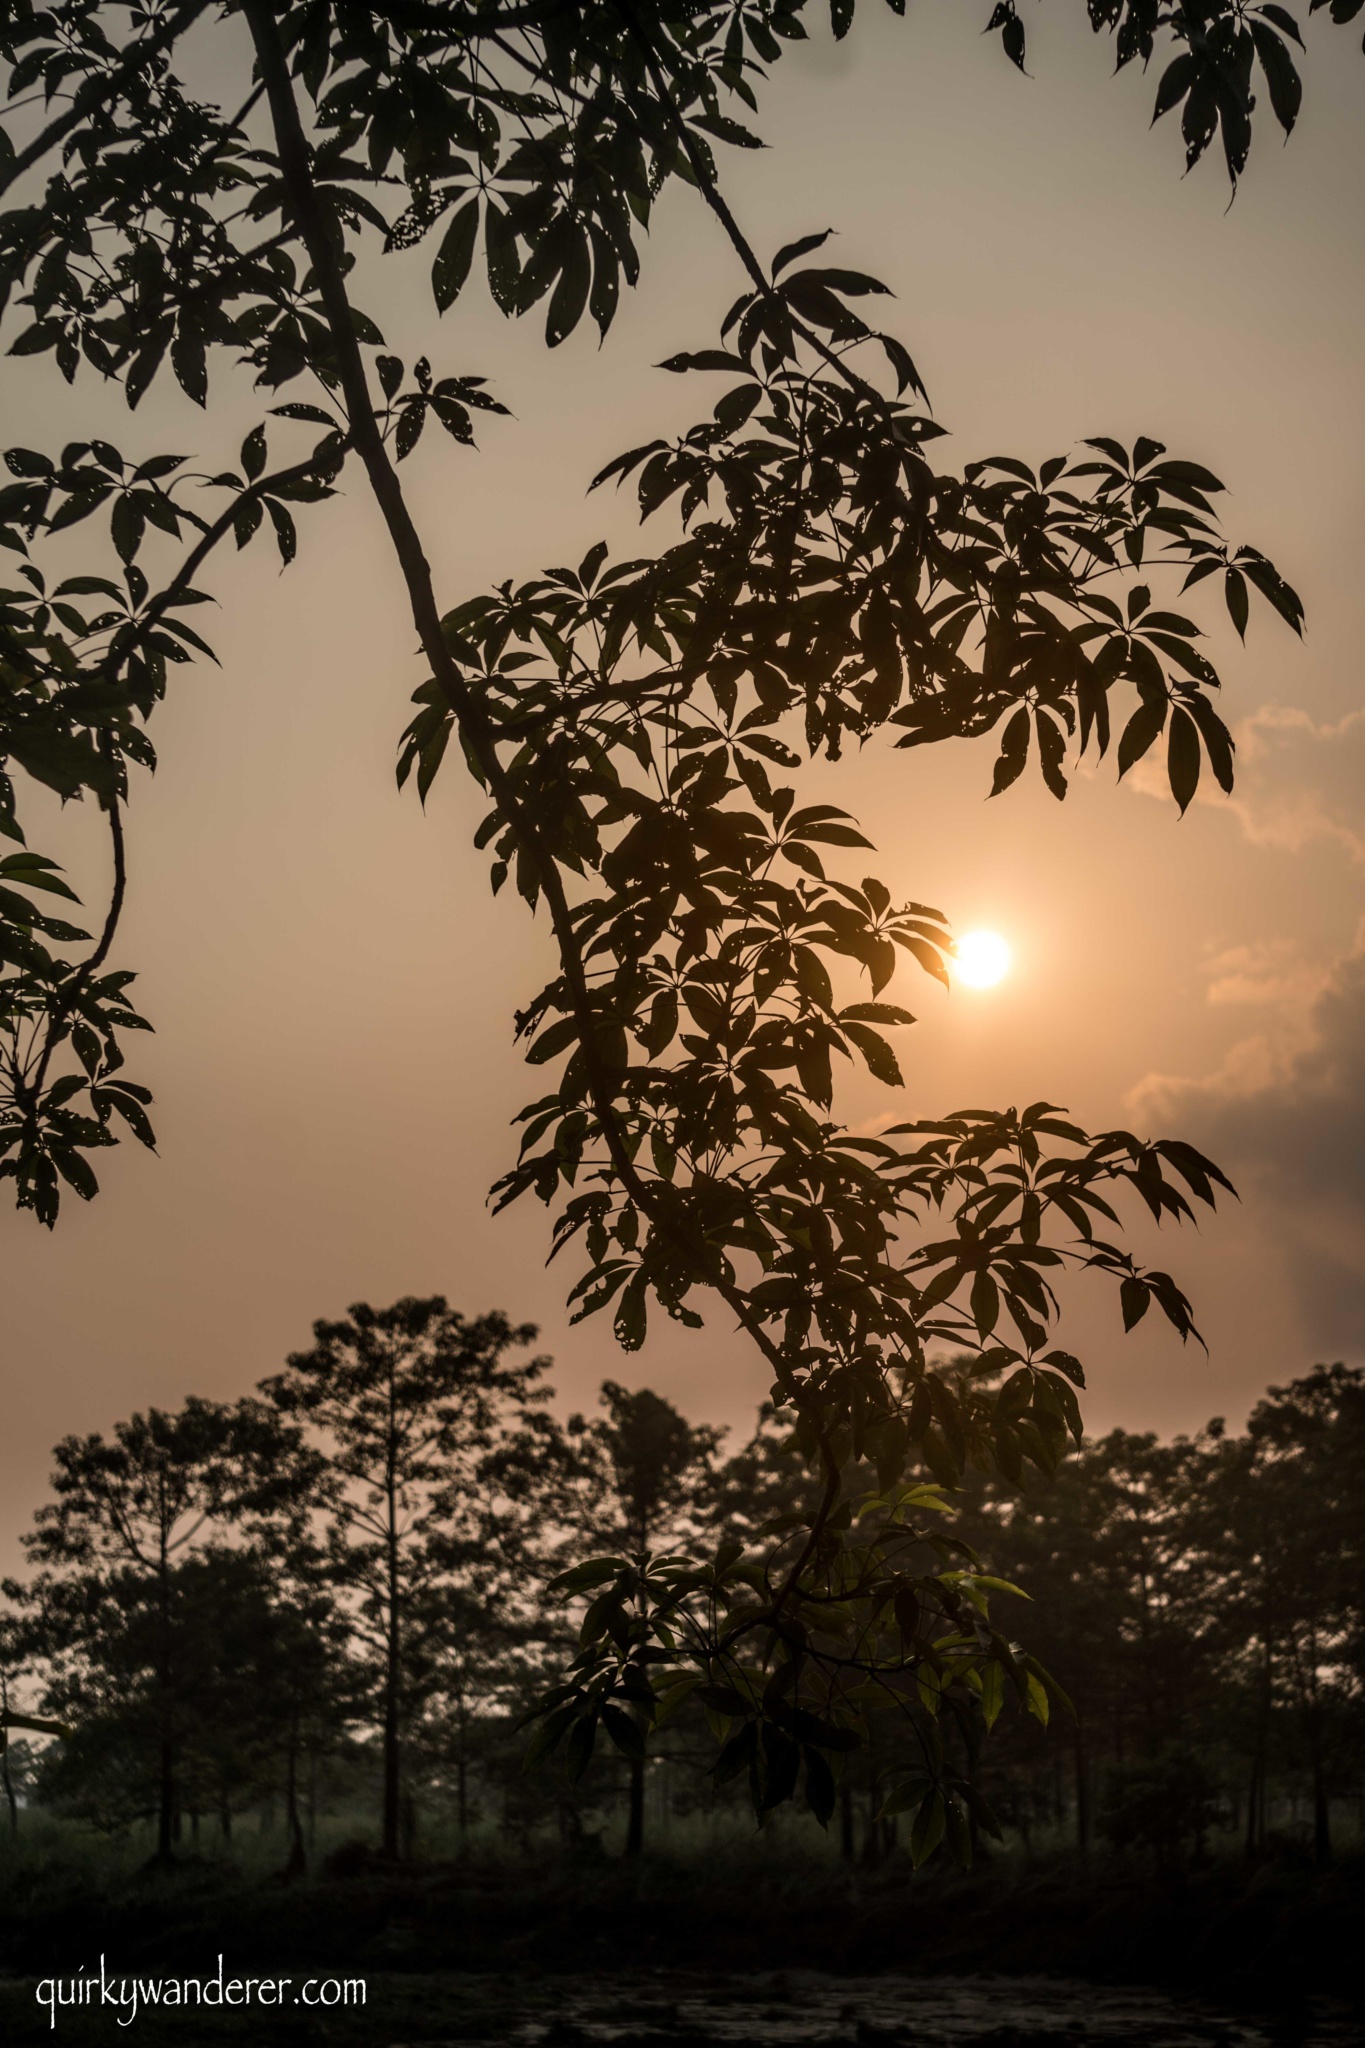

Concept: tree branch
[[614, 0, 922, 415], [241, 0, 798, 1398], [18, 447, 342, 1113], [0, 0, 212, 198]]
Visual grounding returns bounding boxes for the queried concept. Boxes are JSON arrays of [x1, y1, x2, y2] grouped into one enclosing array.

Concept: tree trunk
[[284, 1715, 307, 1879], [1246, 1742, 1269, 1862], [625, 1756, 645, 1857], [1243, 1623, 1273, 1862], [382, 1465, 402, 1860], [1074, 1718, 1090, 1854], [1, 1744, 17, 1837], [158, 1734, 176, 1859], [839, 1781, 855, 1862], [1311, 1741, 1331, 1866], [156, 1517, 177, 1861], [455, 1694, 469, 1842]]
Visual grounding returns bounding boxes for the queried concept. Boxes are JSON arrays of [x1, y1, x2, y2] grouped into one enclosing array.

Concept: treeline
[[1, 1298, 1360, 1877]]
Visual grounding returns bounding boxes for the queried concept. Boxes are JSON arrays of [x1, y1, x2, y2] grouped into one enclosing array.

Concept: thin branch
[[18, 778, 125, 1114], [18, 446, 342, 1113], [614, 0, 923, 416], [0, 0, 213, 198]]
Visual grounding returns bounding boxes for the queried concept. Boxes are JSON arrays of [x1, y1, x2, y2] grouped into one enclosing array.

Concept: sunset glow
[[954, 930, 1012, 989]]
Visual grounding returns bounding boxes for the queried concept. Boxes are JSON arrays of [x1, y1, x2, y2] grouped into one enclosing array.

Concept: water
[[462, 1971, 1362, 2048]]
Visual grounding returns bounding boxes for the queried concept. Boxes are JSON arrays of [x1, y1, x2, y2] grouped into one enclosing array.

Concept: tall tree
[[260, 1295, 555, 1860], [5, 1395, 307, 1857], [2, 0, 1356, 1850], [1205, 1364, 1365, 1864], [571, 1381, 721, 1556], [561, 1380, 720, 1853]]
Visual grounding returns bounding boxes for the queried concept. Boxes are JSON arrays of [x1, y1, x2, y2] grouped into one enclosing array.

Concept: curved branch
[[241, 0, 799, 1400], [17, 445, 343, 1112], [16, 781, 125, 1117]]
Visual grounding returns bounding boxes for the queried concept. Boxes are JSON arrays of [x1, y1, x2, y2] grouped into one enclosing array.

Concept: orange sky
[[3, 3, 1363, 1561]]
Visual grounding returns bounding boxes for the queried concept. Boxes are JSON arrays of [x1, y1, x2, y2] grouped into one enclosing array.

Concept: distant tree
[[137, 1542, 355, 1869], [958, 1427, 1226, 1855], [5, 1396, 309, 1858], [0, 1608, 64, 1834], [1205, 1364, 1365, 1864], [260, 1296, 557, 1861], [555, 1381, 721, 1854], [569, 1381, 722, 1557], [4, 0, 1355, 1853]]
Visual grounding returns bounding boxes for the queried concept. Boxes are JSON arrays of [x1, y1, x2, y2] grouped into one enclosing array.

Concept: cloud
[[1228, 707, 1365, 863], [1127, 704, 1365, 864], [1131, 928, 1365, 1354]]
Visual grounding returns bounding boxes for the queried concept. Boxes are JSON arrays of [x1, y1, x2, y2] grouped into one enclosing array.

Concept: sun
[[954, 929, 1012, 990]]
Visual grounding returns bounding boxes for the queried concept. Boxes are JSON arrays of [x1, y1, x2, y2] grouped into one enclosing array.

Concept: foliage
[[260, 1296, 562, 1859], [4, 1355, 1362, 1872], [1, 0, 1355, 1841], [2, 1395, 310, 1854], [942, 1366, 1365, 1869]]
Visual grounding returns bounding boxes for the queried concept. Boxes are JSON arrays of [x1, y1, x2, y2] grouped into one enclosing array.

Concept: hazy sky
[[3, 1, 1363, 1561]]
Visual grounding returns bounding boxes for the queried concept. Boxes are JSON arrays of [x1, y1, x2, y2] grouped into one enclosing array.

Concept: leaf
[[614, 1271, 648, 1352], [910, 1789, 946, 1866], [944, 1795, 973, 1869], [1250, 21, 1303, 134], [171, 328, 208, 406], [772, 229, 833, 276], [1224, 567, 1249, 642], [484, 204, 522, 317], [657, 349, 752, 374], [565, 1712, 597, 1782], [1116, 698, 1166, 778], [1152, 51, 1198, 122], [1240, 552, 1304, 635], [396, 401, 427, 461], [550, 1558, 624, 1595], [844, 1021, 904, 1087], [970, 1268, 1000, 1339], [545, 230, 591, 348], [433, 200, 480, 313], [1120, 1276, 1150, 1331], [1167, 707, 1201, 815], [804, 1748, 837, 1827], [696, 1684, 749, 1715], [241, 426, 267, 482], [601, 1704, 648, 1759], [990, 707, 1030, 796], [265, 499, 297, 566]]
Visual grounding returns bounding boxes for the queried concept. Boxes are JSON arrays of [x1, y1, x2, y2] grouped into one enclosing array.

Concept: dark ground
[[1, 1853, 1361, 2045]]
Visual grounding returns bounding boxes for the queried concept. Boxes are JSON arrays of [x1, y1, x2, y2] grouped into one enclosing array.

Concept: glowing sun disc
[[954, 929, 1012, 989]]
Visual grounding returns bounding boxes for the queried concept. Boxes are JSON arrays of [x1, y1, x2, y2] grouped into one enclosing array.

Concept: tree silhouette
[[561, 1380, 720, 1852], [1207, 1365, 1365, 1864], [260, 1295, 554, 1860], [1, 0, 1356, 1849], [4, 1395, 308, 1857]]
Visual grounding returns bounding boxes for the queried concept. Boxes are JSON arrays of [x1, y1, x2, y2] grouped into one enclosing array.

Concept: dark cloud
[[1137, 936, 1365, 1355]]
